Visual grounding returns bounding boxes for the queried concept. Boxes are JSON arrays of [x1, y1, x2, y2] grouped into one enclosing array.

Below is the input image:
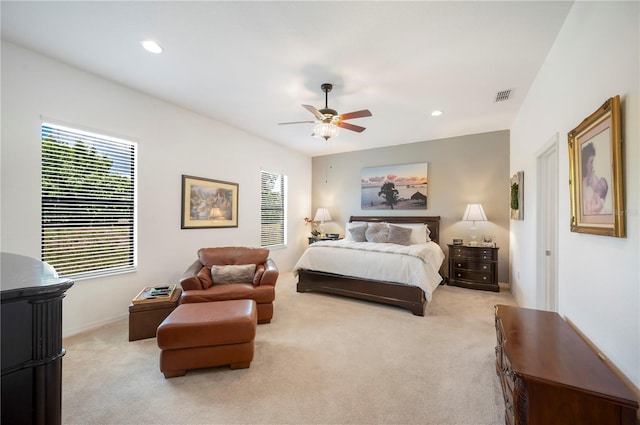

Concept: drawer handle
[[482, 265, 488, 270], [457, 263, 462, 267], [483, 277, 487, 280], [483, 256, 488, 259], [457, 273, 462, 277]]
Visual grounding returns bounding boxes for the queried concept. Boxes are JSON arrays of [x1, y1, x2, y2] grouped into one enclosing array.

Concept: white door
[[536, 135, 558, 312]]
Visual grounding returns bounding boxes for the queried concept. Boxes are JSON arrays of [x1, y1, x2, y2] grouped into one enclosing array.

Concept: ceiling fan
[[278, 83, 372, 140]]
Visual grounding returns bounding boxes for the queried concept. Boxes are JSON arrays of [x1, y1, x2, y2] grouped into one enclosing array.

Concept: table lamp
[[462, 203, 487, 246], [313, 208, 332, 237]]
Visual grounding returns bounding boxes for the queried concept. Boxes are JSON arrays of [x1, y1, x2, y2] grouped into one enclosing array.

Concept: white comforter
[[293, 240, 445, 301]]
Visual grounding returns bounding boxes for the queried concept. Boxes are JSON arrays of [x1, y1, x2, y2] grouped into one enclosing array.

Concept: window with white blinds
[[260, 170, 287, 247], [41, 122, 137, 278]]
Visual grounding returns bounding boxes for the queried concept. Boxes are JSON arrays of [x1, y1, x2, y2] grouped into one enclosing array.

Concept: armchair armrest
[[179, 259, 205, 291], [259, 257, 279, 286]]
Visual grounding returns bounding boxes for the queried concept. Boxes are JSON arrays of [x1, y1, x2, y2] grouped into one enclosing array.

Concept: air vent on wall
[[495, 89, 512, 102]]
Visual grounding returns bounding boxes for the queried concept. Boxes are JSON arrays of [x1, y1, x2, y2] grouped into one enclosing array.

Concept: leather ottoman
[[157, 299, 257, 378]]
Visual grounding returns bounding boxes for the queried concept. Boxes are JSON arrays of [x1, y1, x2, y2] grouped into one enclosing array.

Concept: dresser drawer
[[495, 313, 505, 371], [451, 269, 493, 283], [450, 246, 497, 261], [451, 260, 492, 272]]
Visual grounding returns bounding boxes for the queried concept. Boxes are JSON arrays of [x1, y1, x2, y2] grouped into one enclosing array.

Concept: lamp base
[[468, 226, 479, 246]]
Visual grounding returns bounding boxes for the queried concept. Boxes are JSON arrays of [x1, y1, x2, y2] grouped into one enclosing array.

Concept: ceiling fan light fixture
[[313, 123, 339, 140]]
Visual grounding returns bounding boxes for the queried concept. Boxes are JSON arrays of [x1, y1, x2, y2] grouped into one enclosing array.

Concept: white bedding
[[293, 239, 445, 301]]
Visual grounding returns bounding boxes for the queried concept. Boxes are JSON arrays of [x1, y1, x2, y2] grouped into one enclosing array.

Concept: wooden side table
[[129, 286, 181, 341], [447, 244, 499, 291]]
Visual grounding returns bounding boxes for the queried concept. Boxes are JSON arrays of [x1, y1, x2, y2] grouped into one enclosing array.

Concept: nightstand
[[447, 244, 499, 292]]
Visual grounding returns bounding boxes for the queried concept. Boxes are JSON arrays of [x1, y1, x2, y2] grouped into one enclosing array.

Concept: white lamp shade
[[313, 208, 332, 223], [462, 204, 487, 222]]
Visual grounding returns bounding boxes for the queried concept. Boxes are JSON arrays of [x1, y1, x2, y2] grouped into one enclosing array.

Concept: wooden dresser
[[494, 304, 638, 425], [1, 253, 74, 425], [448, 244, 499, 291]]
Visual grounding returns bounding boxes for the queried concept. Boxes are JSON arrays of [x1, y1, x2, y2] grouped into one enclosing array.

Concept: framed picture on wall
[[567, 95, 624, 237], [181, 175, 238, 229], [510, 171, 524, 220], [361, 162, 428, 210]]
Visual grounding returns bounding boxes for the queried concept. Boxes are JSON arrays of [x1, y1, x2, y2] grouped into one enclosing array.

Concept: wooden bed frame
[[296, 215, 441, 316]]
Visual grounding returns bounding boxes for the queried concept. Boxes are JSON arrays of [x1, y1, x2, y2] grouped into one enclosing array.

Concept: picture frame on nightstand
[[480, 235, 495, 247]]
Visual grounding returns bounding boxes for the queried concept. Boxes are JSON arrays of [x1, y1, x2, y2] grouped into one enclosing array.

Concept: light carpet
[[62, 272, 516, 425]]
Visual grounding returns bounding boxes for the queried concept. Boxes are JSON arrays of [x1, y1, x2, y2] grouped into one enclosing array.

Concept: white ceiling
[[1, 1, 573, 157]]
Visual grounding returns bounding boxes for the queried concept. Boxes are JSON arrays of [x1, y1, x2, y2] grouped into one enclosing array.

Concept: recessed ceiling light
[[141, 40, 163, 54], [431, 110, 443, 117]]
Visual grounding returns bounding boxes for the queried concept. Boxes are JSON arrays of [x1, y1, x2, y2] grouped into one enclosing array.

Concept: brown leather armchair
[[179, 247, 278, 324]]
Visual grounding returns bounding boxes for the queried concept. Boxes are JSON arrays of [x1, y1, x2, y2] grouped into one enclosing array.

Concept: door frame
[[536, 134, 559, 311]]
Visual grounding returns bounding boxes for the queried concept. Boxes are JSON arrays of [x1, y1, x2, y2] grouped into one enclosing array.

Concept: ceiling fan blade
[[339, 109, 372, 121], [278, 120, 316, 125], [302, 104, 325, 120], [337, 121, 366, 133]]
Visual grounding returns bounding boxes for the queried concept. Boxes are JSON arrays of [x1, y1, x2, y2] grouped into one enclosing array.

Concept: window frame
[[260, 170, 287, 248], [41, 122, 137, 279]]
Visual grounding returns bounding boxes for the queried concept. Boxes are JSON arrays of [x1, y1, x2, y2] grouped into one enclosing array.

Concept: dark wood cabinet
[[1, 253, 74, 425], [448, 244, 499, 291], [495, 304, 638, 425]]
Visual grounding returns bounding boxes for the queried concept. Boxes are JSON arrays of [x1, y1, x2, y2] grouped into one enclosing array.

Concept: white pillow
[[391, 223, 430, 244], [343, 221, 368, 241], [365, 222, 389, 243]]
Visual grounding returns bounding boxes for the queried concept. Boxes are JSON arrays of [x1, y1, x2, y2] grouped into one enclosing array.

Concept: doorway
[[536, 134, 559, 311]]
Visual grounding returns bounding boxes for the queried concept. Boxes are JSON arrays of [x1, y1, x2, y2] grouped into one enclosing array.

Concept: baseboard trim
[[64, 312, 128, 339]]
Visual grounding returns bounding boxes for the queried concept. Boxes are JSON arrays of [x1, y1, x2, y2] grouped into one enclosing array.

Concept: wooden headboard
[[349, 216, 441, 244]]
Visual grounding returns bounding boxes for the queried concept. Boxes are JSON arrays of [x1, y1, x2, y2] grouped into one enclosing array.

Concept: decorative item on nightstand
[[480, 235, 495, 247], [461, 203, 487, 246], [313, 208, 332, 237]]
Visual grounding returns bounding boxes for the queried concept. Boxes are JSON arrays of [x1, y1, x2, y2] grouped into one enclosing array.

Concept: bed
[[294, 216, 444, 316]]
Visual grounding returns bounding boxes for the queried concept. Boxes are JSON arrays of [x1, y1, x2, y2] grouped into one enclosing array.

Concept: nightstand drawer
[[451, 260, 492, 272], [452, 269, 493, 283], [451, 246, 497, 260]]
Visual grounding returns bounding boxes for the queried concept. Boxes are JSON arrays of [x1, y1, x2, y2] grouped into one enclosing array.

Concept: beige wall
[[311, 130, 510, 283]]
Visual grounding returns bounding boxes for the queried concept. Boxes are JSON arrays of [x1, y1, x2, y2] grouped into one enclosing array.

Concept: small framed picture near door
[[568, 95, 624, 237]]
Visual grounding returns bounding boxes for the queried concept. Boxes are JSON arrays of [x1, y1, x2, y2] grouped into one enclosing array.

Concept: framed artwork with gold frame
[[568, 95, 624, 237], [181, 175, 238, 229]]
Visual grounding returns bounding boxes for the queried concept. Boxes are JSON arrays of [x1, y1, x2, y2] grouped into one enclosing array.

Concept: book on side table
[[132, 284, 177, 304]]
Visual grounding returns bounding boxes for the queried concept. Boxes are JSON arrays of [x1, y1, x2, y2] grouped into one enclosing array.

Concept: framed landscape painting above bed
[[361, 163, 428, 210]]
